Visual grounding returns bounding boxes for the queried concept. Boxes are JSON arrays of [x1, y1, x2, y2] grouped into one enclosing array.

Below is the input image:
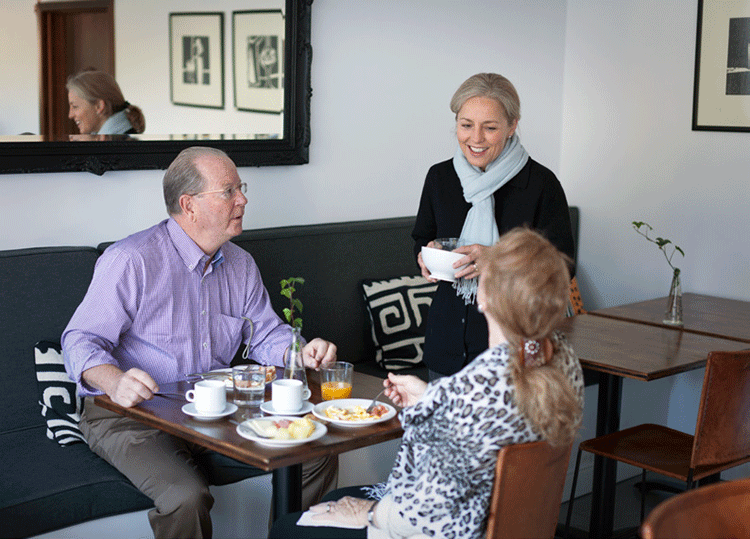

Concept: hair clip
[[522, 338, 552, 368]]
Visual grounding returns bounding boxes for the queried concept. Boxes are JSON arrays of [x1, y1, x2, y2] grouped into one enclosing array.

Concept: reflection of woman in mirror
[[66, 69, 145, 135]]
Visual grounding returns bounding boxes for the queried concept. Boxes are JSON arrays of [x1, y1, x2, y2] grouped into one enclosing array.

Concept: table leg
[[588, 373, 622, 539], [272, 463, 302, 519]]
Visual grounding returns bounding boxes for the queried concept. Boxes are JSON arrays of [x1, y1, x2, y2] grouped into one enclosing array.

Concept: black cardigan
[[412, 157, 575, 375]]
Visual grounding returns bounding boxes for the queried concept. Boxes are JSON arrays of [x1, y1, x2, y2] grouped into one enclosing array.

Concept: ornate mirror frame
[[0, 0, 312, 175]]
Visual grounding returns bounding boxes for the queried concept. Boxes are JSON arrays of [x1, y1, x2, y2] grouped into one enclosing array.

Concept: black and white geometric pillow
[[34, 341, 85, 446], [361, 276, 437, 370]]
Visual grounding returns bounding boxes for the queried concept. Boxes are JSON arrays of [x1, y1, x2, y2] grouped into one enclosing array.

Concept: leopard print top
[[382, 332, 583, 538]]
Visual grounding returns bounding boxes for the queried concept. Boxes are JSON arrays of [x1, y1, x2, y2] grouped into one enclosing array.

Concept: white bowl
[[421, 245, 466, 282]]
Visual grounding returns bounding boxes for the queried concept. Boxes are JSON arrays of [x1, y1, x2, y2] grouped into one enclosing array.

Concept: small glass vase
[[663, 269, 683, 326], [283, 327, 308, 391]]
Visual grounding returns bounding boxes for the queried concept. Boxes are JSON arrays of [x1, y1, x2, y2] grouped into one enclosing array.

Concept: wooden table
[[590, 293, 750, 344], [556, 313, 750, 538], [94, 370, 402, 519]]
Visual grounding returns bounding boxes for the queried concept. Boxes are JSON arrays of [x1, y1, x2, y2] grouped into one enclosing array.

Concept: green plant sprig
[[632, 221, 685, 276], [280, 277, 304, 330]]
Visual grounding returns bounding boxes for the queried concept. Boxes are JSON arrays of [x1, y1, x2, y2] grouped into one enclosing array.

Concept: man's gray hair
[[163, 146, 230, 215]]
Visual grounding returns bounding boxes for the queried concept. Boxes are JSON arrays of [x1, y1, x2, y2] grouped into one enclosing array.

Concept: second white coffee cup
[[185, 380, 227, 414], [272, 379, 304, 412]]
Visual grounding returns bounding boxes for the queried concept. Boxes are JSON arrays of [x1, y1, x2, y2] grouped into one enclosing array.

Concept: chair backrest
[[568, 276, 586, 315], [691, 350, 750, 469], [641, 478, 750, 539], [485, 440, 573, 539]]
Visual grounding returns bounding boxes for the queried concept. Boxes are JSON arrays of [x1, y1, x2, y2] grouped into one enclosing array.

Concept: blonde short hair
[[449, 73, 520, 124]]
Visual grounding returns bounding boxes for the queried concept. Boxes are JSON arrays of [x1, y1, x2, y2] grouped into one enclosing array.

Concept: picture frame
[[233, 10, 285, 114], [693, 0, 750, 131], [169, 12, 225, 109]]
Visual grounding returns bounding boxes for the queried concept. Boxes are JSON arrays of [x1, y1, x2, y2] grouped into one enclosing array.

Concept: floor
[[556, 475, 683, 538]]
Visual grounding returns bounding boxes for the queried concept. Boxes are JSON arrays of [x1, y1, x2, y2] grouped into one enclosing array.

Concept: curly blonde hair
[[479, 227, 581, 446]]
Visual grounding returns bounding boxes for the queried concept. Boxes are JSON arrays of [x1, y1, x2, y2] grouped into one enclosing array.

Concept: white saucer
[[182, 402, 238, 421], [260, 400, 314, 416]]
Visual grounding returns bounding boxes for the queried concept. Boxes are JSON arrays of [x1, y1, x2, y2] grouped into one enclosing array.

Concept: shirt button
[[201, 310, 206, 316], [203, 342, 208, 349]]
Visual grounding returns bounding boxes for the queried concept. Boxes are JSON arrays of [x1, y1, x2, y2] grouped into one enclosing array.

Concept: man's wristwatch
[[367, 501, 378, 527]]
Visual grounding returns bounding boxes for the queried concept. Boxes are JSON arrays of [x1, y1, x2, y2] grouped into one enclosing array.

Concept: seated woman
[[67, 69, 145, 135], [268, 227, 584, 539]]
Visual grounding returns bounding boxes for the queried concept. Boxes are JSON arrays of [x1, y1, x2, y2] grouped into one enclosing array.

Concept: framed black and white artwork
[[169, 12, 225, 109], [693, 0, 750, 131], [233, 10, 285, 114]]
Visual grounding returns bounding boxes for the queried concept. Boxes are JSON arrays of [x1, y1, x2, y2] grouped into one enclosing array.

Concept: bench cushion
[[34, 341, 85, 446], [361, 275, 436, 370], [0, 427, 153, 537]]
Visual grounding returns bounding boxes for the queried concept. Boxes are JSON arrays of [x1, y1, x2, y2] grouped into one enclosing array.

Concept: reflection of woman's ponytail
[[479, 227, 581, 446], [123, 104, 145, 134]]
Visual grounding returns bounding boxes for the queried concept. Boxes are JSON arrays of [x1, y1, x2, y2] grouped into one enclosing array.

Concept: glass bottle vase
[[663, 269, 683, 326], [283, 327, 308, 391]]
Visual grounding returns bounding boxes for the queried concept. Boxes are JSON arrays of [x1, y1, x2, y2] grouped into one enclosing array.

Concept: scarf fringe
[[361, 482, 388, 500], [453, 276, 478, 305]]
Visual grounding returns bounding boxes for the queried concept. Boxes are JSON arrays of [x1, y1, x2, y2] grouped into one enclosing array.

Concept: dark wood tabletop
[[556, 313, 750, 381], [589, 293, 750, 343], [94, 370, 403, 472]]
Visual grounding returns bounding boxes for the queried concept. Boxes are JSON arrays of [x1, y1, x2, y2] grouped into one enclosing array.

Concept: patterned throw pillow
[[361, 276, 437, 370], [34, 341, 85, 446]]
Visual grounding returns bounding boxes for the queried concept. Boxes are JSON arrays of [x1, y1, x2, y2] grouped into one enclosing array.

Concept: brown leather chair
[[568, 277, 586, 315], [485, 440, 573, 539], [564, 350, 750, 535], [640, 478, 750, 539]]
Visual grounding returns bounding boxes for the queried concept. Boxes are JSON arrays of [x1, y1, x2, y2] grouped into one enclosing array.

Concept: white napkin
[[296, 510, 365, 529]]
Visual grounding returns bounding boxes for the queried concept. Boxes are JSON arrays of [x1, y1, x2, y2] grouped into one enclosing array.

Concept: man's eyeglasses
[[192, 182, 247, 200]]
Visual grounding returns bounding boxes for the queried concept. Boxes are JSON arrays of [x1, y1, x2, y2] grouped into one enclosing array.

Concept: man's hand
[[110, 368, 160, 407], [83, 364, 159, 408], [302, 338, 337, 369]]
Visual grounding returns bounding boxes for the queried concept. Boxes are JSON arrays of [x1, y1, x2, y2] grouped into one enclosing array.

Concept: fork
[[366, 388, 387, 413], [153, 391, 185, 400]]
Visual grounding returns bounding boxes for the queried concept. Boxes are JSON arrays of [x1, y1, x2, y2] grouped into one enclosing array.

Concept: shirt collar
[[166, 217, 225, 273]]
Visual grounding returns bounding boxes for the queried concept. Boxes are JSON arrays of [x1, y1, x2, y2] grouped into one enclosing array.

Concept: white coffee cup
[[185, 380, 227, 414], [272, 379, 303, 412]]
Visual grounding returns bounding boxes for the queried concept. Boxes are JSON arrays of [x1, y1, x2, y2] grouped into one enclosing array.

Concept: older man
[[63, 147, 338, 538]]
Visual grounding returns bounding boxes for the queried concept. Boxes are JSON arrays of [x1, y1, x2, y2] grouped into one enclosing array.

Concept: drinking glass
[[320, 361, 353, 401], [233, 365, 266, 407]]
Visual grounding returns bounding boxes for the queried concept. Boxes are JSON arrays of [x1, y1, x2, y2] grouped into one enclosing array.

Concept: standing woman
[[67, 69, 145, 135], [414, 72, 575, 379]]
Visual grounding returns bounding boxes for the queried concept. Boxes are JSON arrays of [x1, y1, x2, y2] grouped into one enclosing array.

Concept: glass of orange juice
[[320, 361, 353, 400]]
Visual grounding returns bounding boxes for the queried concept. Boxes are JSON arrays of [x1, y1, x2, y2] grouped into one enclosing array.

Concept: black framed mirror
[[0, 0, 312, 175]]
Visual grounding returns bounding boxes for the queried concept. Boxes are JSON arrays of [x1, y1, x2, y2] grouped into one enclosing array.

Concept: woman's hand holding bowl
[[453, 243, 487, 280], [417, 240, 439, 282]]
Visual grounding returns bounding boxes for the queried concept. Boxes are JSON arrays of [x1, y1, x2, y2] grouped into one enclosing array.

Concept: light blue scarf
[[452, 133, 529, 303], [96, 110, 133, 135]]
